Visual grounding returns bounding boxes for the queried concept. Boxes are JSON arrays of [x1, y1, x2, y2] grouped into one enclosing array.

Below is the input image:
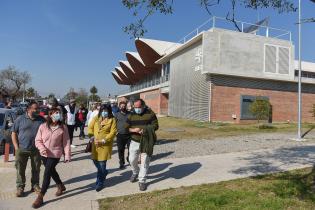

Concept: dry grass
[[156, 116, 314, 140]]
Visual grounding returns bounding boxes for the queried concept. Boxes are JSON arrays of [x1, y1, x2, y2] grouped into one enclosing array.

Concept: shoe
[[139, 182, 147, 191], [95, 185, 104, 192], [71, 144, 76, 148], [119, 165, 125, 170], [55, 183, 66, 196], [16, 187, 24, 197], [31, 185, 41, 195], [130, 174, 138, 183], [32, 193, 44, 209]]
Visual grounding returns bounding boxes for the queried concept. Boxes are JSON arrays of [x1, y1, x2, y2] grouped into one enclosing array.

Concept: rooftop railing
[[165, 16, 292, 54]]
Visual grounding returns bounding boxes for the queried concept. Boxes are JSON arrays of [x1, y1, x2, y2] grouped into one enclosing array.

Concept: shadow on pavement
[[44, 182, 95, 205], [155, 139, 179, 145], [231, 145, 315, 176], [147, 162, 202, 186], [151, 151, 174, 161]]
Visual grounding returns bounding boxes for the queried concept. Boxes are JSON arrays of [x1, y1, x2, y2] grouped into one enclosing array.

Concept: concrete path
[[1, 136, 315, 210]]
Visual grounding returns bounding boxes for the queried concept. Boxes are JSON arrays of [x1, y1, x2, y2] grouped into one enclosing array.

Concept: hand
[[64, 159, 71, 163], [94, 140, 100, 146], [133, 128, 141, 133], [41, 150, 47, 156], [138, 129, 144, 135]]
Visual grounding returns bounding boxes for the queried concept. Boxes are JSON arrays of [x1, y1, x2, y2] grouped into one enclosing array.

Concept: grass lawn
[[156, 117, 315, 140], [99, 167, 315, 210]]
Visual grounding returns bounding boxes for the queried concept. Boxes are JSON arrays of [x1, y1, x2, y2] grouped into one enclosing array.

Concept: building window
[[240, 95, 269, 120], [264, 44, 290, 75]]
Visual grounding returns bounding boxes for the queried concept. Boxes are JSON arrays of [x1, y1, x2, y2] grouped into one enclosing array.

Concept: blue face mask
[[134, 108, 142, 115], [51, 113, 61, 122], [101, 111, 108, 118]]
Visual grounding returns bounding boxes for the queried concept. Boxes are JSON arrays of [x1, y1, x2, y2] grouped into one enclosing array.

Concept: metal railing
[[128, 74, 170, 93], [164, 16, 292, 54]]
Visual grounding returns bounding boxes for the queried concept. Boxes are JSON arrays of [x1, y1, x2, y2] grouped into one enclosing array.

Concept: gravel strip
[[152, 132, 315, 160]]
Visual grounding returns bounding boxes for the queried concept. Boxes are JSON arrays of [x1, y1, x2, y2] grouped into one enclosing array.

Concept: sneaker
[[130, 174, 138, 183], [95, 185, 104, 192], [71, 144, 76, 148], [119, 165, 125, 170], [139, 182, 147, 191], [31, 185, 41, 195], [16, 187, 24, 197]]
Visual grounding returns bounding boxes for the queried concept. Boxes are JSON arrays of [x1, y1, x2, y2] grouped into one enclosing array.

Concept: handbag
[[85, 137, 94, 153]]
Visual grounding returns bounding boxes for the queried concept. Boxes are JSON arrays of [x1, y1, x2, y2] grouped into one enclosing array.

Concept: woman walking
[[88, 104, 117, 191], [32, 108, 71, 208]]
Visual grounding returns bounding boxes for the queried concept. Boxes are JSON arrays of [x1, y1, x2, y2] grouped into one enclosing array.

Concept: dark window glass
[[240, 95, 269, 120]]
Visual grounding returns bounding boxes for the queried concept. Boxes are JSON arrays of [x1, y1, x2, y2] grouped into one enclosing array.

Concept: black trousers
[[40, 157, 62, 195], [116, 134, 131, 166], [67, 125, 75, 145]]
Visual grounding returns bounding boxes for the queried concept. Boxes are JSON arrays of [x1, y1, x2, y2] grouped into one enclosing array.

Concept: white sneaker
[[71, 144, 76, 148]]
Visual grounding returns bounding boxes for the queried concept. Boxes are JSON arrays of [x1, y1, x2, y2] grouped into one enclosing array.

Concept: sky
[[0, 0, 314, 99]]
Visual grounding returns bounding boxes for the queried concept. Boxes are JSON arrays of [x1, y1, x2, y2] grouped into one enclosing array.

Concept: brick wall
[[211, 85, 315, 123], [160, 93, 169, 115], [140, 89, 160, 114]]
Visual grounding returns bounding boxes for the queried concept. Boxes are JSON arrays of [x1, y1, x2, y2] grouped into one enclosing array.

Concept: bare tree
[[122, 0, 297, 38], [0, 66, 31, 100]]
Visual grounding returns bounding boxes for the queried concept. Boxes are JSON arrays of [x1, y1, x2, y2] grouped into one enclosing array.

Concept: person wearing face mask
[[32, 108, 71, 208], [64, 99, 78, 148], [47, 97, 68, 125], [125, 99, 159, 191], [88, 104, 117, 192], [11, 101, 46, 197], [115, 101, 131, 169]]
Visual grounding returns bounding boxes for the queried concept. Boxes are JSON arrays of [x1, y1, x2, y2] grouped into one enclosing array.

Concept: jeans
[[79, 122, 86, 138], [93, 160, 108, 188], [67, 125, 75, 145], [116, 134, 131, 166], [129, 141, 150, 183], [40, 157, 62, 195], [15, 148, 41, 189]]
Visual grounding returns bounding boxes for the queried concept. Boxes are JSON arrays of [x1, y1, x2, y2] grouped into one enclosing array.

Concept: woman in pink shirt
[[32, 108, 71, 209]]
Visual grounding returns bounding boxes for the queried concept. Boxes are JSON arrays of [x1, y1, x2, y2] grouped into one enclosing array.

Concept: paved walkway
[[1, 133, 315, 210]]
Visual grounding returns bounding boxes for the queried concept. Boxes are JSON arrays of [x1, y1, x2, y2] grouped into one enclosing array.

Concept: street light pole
[[297, 0, 302, 140]]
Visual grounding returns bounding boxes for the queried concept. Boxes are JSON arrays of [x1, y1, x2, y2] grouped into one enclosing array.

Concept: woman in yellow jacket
[[88, 104, 117, 191]]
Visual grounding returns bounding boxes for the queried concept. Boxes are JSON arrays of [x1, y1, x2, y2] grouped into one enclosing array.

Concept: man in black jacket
[[115, 101, 131, 169]]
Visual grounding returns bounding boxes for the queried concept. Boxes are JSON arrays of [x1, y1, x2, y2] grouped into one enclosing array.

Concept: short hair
[[134, 98, 145, 106], [119, 101, 127, 106], [27, 101, 38, 110]]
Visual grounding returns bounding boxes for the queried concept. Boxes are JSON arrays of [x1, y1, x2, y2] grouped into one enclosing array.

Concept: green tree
[[90, 86, 98, 102], [26, 87, 35, 98], [249, 97, 271, 123], [88, 94, 101, 102], [76, 88, 89, 105], [122, 0, 298, 38]]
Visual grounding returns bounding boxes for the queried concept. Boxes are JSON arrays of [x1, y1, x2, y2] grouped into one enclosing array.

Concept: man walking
[[11, 101, 45, 197], [64, 99, 78, 148], [115, 101, 131, 169], [125, 99, 159, 191], [77, 104, 88, 139]]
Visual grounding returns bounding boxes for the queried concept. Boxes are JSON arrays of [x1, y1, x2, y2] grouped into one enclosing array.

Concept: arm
[[105, 118, 117, 142], [35, 124, 47, 155], [150, 113, 159, 131], [125, 115, 141, 133], [11, 132, 19, 151], [62, 126, 71, 161], [11, 118, 20, 150]]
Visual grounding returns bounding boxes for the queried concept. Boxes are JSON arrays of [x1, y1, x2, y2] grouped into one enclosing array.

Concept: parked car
[[0, 108, 16, 155]]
